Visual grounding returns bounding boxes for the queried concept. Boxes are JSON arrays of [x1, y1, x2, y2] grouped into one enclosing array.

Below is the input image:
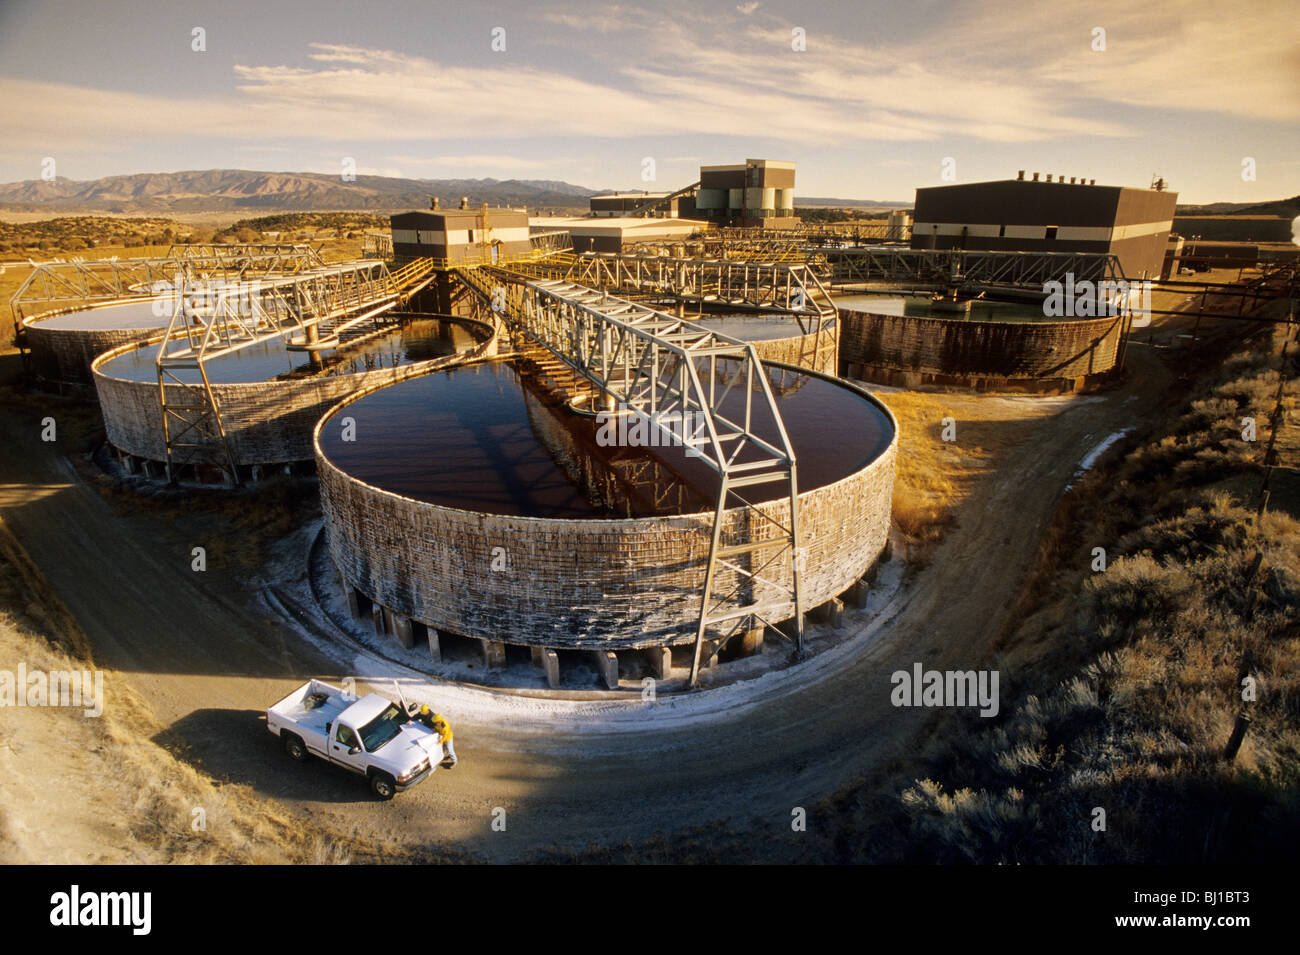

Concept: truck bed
[[268, 680, 352, 737]]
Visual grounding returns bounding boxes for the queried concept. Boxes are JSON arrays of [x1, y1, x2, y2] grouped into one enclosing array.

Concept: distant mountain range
[[1176, 195, 1299, 218], [794, 196, 911, 210], [0, 169, 604, 214], [0, 168, 919, 216], [11, 168, 1282, 219]]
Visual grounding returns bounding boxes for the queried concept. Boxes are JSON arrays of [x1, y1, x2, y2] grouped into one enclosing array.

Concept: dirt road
[[0, 339, 1182, 861]]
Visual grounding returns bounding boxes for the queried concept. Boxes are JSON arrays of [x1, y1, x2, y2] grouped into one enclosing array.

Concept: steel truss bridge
[[154, 257, 438, 483], [677, 240, 1128, 295], [457, 265, 807, 684], [697, 232, 820, 265], [712, 222, 911, 246], [9, 244, 328, 333], [824, 247, 1128, 292], [507, 251, 837, 333]]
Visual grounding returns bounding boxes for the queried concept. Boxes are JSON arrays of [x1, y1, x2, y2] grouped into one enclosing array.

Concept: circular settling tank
[[833, 292, 1127, 392], [316, 358, 897, 651], [24, 299, 174, 384], [93, 314, 497, 471], [689, 312, 839, 375]]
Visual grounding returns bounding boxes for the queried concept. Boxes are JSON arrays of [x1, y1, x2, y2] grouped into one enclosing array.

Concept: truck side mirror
[[348, 746, 360, 755]]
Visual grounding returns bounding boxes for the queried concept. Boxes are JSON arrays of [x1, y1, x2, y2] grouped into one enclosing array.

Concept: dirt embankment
[[0, 509, 463, 864]]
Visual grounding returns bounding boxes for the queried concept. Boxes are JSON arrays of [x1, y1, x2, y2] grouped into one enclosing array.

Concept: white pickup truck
[[266, 679, 443, 799]]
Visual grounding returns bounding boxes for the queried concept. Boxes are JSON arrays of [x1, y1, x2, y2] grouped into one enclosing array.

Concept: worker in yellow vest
[[418, 704, 457, 768]]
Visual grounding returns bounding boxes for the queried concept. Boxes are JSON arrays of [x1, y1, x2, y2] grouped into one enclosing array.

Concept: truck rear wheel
[[369, 772, 397, 800], [283, 733, 308, 762]]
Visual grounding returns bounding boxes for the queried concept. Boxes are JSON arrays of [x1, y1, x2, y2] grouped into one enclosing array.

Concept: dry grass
[[875, 389, 1063, 567], [844, 324, 1300, 864]]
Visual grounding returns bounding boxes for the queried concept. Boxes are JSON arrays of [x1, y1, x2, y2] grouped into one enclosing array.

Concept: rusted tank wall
[[92, 317, 498, 466], [316, 365, 896, 650], [837, 308, 1124, 392]]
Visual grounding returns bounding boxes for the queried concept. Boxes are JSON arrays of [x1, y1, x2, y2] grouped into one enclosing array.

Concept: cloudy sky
[[0, 0, 1296, 203]]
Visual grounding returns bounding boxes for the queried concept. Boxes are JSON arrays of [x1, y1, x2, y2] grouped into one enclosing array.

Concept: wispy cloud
[[388, 154, 576, 173], [0, 0, 1294, 177]]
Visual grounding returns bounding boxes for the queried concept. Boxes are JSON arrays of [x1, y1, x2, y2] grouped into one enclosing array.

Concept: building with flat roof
[[694, 159, 799, 229], [530, 216, 710, 253], [391, 205, 530, 265], [910, 173, 1178, 280]]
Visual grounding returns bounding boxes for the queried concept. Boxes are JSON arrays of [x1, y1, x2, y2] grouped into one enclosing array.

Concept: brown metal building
[[910, 174, 1178, 280], [391, 207, 531, 264]]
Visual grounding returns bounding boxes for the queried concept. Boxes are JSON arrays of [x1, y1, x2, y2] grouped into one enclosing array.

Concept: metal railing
[[361, 233, 393, 259], [506, 250, 836, 330], [826, 247, 1128, 289], [10, 244, 327, 337]]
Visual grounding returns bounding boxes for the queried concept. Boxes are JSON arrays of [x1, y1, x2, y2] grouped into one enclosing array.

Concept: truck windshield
[[358, 704, 405, 752]]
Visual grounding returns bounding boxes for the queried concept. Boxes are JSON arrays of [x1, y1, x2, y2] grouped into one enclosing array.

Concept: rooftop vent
[[430, 196, 439, 210], [1017, 170, 1025, 180], [460, 196, 469, 209], [1032, 172, 1040, 181], [1046, 174, 1053, 182]]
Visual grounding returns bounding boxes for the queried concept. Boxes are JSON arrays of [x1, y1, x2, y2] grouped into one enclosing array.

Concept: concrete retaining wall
[[316, 363, 897, 650], [92, 316, 498, 467], [837, 307, 1125, 392]]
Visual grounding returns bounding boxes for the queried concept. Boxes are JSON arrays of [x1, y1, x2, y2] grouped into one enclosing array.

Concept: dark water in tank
[[97, 317, 481, 385], [318, 359, 895, 519]]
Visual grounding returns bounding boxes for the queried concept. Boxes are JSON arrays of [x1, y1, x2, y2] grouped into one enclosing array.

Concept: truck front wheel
[[369, 772, 397, 800], [283, 733, 308, 762]]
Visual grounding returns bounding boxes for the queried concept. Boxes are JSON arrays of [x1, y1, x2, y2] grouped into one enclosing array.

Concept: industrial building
[[694, 159, 799, 229], [529, 215, 709, 253], [588, 191, 696, 218], [910, 173, 1178, 281], [391, 203, 531, 265]]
